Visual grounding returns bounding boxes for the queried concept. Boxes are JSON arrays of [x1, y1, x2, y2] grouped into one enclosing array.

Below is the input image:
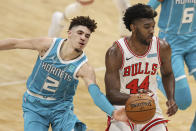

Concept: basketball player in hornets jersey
[[0, 16, 128, 131], [105, 4, 178, 131], [148, 0, 196, 130]]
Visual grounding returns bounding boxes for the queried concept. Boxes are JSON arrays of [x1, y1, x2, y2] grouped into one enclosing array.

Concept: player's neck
[[128, 36, 149, 56], [60, 40, 82, 61]]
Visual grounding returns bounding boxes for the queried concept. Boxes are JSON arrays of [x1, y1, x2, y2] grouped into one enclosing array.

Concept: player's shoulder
[[158, 38, 171, 57], [37, 37, 55, 56], [158, 38, 170, 50], [36, 37, 54, 48], [105, 40, 123, 69], [106, 41, 122, 58]]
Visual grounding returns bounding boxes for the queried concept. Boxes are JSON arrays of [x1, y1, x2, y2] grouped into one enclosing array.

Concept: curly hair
[[68, 16, 97, 32], [123, 3, 157, 31]]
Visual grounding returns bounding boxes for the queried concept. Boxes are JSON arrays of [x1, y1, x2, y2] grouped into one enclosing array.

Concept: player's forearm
[[88, 84, 115, 117], [0, 38, 17, 50], [147, 0, 161, 10], [106, 89, 130, 105], [162, 72, 175, 100]]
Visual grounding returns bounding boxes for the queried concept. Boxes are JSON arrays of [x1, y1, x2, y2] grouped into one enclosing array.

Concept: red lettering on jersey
[[123, 62, 158, 77], [139, 75, 149, 90], [151, 64, 158, 75], [126, 76, 149, 94], [123, 66, 130, 76], [131, 64, 138, 76], [138, 62, 144, 74], [126, 79, 139, 94], [144, 62, 150, 74]]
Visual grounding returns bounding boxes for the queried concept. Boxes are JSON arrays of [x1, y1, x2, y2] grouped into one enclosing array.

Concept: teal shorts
[[22, 91, 86, 131]]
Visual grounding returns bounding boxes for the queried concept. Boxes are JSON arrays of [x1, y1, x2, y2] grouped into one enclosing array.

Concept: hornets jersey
[[26, 38, 87, 101], [158, 0, 196, 34]]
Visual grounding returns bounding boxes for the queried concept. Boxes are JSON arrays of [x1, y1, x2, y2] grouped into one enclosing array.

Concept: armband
[[88, 84, 115, 117]]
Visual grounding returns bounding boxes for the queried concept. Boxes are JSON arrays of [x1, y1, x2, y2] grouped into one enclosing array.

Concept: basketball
[[125, 93, 156, 124]]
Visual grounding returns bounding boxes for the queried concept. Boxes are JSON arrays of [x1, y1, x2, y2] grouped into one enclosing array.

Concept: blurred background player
[[48, 0, 131, 38], [112, 0, 132, 37], [48, 0, 94, 37], [148, 0, 196, 130], [105, 3, 178, 131]]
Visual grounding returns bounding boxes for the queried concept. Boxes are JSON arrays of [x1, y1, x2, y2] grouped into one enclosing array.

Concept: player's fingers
[[130, 94, 138, 97], [167, 103, 178, 117], [138, 89, 144, 93]]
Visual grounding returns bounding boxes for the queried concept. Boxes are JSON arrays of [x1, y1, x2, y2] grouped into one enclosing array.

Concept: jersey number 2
[[126, 76, 149, 94], [43, 76, 59, 92]]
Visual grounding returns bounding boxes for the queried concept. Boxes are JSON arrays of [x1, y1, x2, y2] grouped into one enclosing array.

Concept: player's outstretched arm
[[159, 39, 178, 117], [77, 62, 128, 122], [0, 37, 53, 54], [105, 43, 130, 105]]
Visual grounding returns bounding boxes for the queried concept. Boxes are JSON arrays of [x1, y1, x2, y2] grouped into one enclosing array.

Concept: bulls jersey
[[115, 37, 162, 112], [26, 38, 87, 101], [116, 36, 161, 95], [158, 0, 196, 34]]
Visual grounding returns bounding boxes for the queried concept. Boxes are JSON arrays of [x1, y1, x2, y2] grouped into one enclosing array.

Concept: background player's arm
[[77, 62, 128, 121], [76, 0, 94, 6], [0, 37, 53, 56], [147, 0, 162, 9], [159, 39, 178, 116], [105, 43, 130, 105]]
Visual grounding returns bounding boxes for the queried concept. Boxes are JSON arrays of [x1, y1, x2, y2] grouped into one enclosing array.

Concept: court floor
[[0, 0, 195, 130]]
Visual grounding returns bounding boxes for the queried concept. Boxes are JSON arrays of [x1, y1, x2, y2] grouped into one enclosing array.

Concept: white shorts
[[106, 106, 168, 131]]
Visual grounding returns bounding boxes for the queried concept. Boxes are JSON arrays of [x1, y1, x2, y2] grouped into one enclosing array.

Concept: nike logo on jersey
[[147, 53, 157, 58], [126, 56, 134, 60]]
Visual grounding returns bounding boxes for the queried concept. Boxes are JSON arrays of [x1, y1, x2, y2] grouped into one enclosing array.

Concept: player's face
[[68, 25, 91, 52], [134, 18, 155, 45]]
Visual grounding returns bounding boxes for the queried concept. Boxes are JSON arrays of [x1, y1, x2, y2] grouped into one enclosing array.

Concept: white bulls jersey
[[106, 37, 168, 131], [115, 36, 162, 113], [116, 36, 160, 94]]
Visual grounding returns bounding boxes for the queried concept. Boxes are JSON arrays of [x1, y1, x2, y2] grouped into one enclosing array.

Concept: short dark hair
[[123, 3, 157, 31], [68, 16, 97, 32]]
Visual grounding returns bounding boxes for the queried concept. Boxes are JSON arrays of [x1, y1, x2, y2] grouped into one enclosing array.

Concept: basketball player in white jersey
[[105, 4, 178, 131]]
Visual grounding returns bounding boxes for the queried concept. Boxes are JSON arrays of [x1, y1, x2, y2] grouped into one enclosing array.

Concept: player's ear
[[67, 30, 72, 37], [130, 24, 135, 32]]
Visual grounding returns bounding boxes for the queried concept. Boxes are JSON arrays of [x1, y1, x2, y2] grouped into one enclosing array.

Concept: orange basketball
[[125, 94, 156, 124]]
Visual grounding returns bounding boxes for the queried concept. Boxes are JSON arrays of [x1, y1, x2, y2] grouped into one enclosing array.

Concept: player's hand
[[77, 0, 94, 6], [166, 99, 178, 117], [138, 89, 154, 97], [112, 108, 129, 122]]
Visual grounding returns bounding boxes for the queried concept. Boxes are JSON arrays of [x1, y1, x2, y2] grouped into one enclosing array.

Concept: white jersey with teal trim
[[26, 38, 87, 101], [158, 0, 196, 34]]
